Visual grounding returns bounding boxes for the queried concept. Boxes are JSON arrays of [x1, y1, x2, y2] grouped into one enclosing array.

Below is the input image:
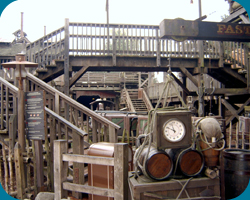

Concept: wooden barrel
[[138, 146, 173, 180], [167, 148, 204, 177], [222, 149, 250, 199]]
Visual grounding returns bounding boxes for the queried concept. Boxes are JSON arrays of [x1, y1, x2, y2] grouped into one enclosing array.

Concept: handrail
[[26, 73, 120, 130], [45, 107, 87, 138], [0, 77, 18, 95], [142, 88, 153, 111], [123, 89, 136, 113]]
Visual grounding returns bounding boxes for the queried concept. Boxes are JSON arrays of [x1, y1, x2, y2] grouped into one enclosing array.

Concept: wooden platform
[[129, 174, 220, 200]]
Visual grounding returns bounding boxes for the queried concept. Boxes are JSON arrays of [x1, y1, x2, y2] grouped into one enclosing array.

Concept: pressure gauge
[[163, 119, 186, 142]]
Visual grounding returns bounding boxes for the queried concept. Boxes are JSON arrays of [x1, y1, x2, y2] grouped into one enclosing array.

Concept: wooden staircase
[[121, 88, 153, 113], [128, 89, 148, 112]]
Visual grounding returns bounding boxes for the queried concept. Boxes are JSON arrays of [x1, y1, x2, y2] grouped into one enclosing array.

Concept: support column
[[197, 0, 204, 117], [64, 18, 70, 120]]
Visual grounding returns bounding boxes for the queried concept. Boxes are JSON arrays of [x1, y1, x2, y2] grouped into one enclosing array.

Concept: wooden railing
[[0, 76, 91, 198], [26, 26, 65, 67], [141, 88, 153, 111], [0, 77, 17, 134], [26, 72, 120, 143], [26, 20, 249, 71], [54, 140, 128, 200], [121, 89, 135, 112]]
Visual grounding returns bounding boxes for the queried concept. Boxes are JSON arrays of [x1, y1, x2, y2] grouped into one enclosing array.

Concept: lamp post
[[2, 53, 38, 152]]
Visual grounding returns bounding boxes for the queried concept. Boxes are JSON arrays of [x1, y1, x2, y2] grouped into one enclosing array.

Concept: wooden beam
[[205, 88, 249, 95], [221, 67, 247, 85], [63, 182, 114, 197], [171, 72, 190, 95], [223, 97, 250, 126], [69, 66, 88, 88], [180, 67, 199, 87]]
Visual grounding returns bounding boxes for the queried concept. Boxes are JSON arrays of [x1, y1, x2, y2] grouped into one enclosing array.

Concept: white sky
[[0, 0, 231, 42]]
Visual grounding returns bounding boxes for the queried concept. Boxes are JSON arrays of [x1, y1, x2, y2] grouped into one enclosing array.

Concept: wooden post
[[9, 115, 17, 153], [31, 140, 38, 195], [72, 132, 85, 199], [54, 140, 68, 200], [34, 140, 44, 192], [114, 143, 128, 200], [14, 142, 25, 199], [0, 83, 3, 129], [109, 125, 117, 143], [17, 87, 25, 152], [2, 146, 9, 194], [55, 93, 60, 115], [112, 28, 116, 66], [64, 18, 70, 120], [92, 120, 97, 143]]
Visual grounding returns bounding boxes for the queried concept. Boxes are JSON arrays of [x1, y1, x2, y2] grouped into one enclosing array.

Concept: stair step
[[36, 68, 48, 73]]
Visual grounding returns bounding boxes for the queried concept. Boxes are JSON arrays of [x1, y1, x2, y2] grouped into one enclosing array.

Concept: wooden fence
[[54, 140, 128, 200]]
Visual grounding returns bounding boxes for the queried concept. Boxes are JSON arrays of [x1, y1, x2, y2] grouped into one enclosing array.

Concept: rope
[[133, 68, 190, 179]]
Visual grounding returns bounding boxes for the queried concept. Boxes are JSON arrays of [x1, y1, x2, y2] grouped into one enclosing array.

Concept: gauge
[[163, 118, 186, 142]]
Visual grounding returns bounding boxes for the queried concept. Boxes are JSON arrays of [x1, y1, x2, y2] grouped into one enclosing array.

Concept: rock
[[35, 192, 54, 200]]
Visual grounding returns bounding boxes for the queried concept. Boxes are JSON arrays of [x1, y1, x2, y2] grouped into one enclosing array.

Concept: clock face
[[163, 118, 186, 142]]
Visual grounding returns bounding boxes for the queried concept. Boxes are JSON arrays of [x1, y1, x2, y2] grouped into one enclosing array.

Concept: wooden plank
[[72, 131, 85, 199], [63, 182, 114, 197], [114, 143, 128, 200], [62, 154, 114, 165], [54, 140, 68, 200], [130, 176, 220, 195]]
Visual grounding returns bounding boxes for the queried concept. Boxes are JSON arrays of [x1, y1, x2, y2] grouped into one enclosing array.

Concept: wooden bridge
[[26, 19, 248, 95]]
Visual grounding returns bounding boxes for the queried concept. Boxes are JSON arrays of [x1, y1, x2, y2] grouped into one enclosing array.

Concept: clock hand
[[166, 127, 176, 132], [171, 124, 176, 133]]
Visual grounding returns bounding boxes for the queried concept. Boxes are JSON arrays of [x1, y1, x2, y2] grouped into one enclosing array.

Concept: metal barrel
[[222, 149, 250, 200]]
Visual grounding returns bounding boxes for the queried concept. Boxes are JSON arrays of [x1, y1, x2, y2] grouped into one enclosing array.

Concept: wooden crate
[[129, 175, 220, 200]]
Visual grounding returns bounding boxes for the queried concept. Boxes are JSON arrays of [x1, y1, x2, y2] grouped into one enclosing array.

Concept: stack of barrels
[[137, 146, 204, 180]]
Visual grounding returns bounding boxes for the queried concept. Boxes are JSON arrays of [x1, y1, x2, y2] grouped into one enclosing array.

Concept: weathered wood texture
[[129, 175, 220, 200], [54, 141, 128, 200]]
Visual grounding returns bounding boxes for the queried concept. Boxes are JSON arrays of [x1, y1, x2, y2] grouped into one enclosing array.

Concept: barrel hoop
[[223, 155, 250, 161], [224, 169, 250, 176]]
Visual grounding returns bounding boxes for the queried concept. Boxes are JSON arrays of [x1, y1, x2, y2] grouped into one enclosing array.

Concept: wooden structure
[[0, 2, 250, 198], [0, 71, 120, 198], [25, 18, 250, 118], [129, 175, 220, 200], [54, 140, 128, 200]]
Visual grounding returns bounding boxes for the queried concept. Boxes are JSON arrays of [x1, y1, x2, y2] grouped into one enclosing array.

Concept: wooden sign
[[25, 91, 45, 140], [160, 19, 250, 42]]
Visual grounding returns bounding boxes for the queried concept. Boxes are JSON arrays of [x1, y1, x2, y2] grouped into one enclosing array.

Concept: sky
[[0, 0, 235, 42]]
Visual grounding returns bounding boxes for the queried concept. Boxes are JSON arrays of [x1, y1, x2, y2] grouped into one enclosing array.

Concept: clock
[[163, 118, 186, 142], [153, 109, 192, 149]]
